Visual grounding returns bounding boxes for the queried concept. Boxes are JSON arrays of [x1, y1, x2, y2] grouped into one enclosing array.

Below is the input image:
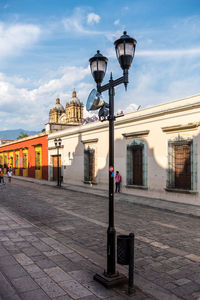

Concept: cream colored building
[[48, 93, 200, 206]]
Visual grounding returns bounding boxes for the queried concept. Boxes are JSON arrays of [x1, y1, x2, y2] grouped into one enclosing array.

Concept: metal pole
[[94, 73, 127, 287], [107, 73, 116, 275], [57, 147, 59, 187]]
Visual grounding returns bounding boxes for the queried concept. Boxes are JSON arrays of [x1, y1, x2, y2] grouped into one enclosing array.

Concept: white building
[[48, 93, 200, 206], [0, 139, 14, 145]]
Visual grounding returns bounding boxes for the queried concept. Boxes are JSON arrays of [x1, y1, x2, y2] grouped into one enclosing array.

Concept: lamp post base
[[94, 271, 127, 288]]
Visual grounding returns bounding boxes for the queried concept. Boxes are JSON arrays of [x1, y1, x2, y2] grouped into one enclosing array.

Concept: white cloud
[[106, 46, 200, 60], [0, 73, 32, 87], [62, 7, 99, 35], [0, 22, 41, 60], [87, 13, 100, 25], [34, 66, 90, 96], [124, 103, 139, 113], [137, 48, 200, 58], [1, 14, 200, 131], [0, 66, 91, 130], [83, 107, 98, 118], [116, 56, 200, 113], [114, 19, 120, 25], [62, 7, 121, 41]]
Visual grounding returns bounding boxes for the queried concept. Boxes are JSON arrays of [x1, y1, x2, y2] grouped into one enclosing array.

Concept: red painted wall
[[0, 134, 48, 180]]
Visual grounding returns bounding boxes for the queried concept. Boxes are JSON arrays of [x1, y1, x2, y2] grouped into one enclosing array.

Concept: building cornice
[[47, 145, 64, 150], [81, 138, 99, 144], [122, 130, 150, 139], [162, 122, 200, 134]]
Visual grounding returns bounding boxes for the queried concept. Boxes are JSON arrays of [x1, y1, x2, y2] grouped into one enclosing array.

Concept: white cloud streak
[[114, 19, 120, 25], [87, 13, 100, 24], [0, 66, 91, 130], [0, 22, 41, 60], [62, 8, 101, 35], [137, 48, 200, 58], [62, 7, 121, 41], [106, 47, 200, 60]]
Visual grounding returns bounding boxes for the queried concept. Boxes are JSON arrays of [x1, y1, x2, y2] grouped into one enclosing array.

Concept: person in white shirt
[[7, 168, 12, 183]]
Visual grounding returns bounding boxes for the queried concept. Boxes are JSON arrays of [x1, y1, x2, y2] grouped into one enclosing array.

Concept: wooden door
[[84, 149, 95, 182], [35, 147, 42, 180], [23, 151, 28, 177], [89, 149, 95, 182], [53, 155, 61, 181], [132, 147, 143, 185], [175, 144, 191, 190]]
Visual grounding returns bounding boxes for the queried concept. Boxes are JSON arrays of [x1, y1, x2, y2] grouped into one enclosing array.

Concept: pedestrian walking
[[7, 168, 12, 183], [0, 167, 5, 184], [115, 170, 121, 193]]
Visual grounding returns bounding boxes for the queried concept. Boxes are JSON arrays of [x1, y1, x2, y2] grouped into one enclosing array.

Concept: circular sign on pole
[[109, 166, 114, 172]]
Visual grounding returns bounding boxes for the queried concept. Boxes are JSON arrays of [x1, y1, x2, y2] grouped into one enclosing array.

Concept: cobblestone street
[[0, 179, 200, 299]]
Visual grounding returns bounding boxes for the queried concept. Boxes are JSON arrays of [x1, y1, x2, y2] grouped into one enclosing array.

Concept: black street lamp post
[[88, 31, 136, 287], [54, 138, 62, 187]]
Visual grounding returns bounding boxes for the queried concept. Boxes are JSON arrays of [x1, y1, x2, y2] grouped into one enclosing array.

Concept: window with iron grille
[[84, 148, 95, 183], [167, 138, 197, 191], [126, 139, 147, 187]]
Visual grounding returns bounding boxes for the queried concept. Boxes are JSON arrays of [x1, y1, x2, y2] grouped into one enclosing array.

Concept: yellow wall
[[23, 149, 28, 177], [0, 153, 3, 167], [9, 151, 13, 168], [35, 146, 42, 179], [4, 153, 8, 173]]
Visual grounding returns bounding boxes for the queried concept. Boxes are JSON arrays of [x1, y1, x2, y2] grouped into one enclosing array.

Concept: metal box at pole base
[[117, 233, 135, 295]]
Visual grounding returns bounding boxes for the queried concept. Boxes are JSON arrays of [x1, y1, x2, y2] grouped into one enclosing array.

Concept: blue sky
[[0, 0, 200, 130]]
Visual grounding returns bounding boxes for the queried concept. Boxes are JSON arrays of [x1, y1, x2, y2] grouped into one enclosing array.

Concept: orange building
[[0, 133, 48, 180]]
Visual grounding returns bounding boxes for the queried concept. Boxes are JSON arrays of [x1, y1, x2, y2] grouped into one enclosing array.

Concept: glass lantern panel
[[125, 43, 134, 56], [116, 43, 125, 57], [91, 60, 98, 72], [98, 60, 107, 73]]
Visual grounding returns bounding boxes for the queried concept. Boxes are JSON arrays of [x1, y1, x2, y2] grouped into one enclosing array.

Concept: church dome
[[51, 98, 65, 111], [69, 90, 80, 104]]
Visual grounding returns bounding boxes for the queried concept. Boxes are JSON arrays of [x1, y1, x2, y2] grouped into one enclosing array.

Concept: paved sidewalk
[[0, 205, 151, 300], [9, 175, 200, 218], [1, 178, 200, 299]]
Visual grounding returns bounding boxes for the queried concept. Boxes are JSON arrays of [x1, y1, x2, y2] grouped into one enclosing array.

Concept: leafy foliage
[[17, 131, 29, 139]]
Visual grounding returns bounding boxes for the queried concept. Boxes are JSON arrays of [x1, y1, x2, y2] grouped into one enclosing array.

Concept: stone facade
[[49, 98, 64, 124], [49, 91, 84, 126]]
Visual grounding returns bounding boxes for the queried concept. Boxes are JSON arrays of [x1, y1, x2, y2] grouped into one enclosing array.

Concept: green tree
[[17, 131, 29, 140]]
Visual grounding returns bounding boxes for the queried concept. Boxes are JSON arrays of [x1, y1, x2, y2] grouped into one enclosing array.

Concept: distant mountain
[[0, 129, 40, 140]]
